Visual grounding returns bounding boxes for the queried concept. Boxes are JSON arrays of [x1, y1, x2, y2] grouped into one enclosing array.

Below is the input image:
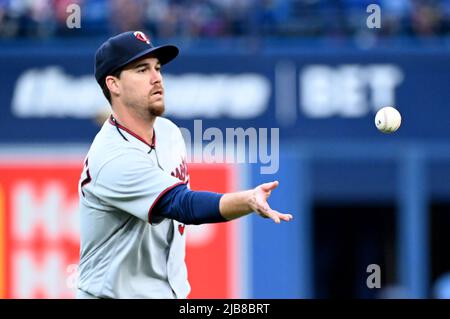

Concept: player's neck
[[111, 110, 155, 146]]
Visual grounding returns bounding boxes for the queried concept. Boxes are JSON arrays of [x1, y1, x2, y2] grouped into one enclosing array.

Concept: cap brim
[[111, 44, 179, 75]]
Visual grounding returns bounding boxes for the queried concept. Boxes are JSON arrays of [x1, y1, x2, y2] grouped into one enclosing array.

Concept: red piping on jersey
[[80, 157, 92, 197], [148, 181, 188, 224], [109, 115, 156, 148]]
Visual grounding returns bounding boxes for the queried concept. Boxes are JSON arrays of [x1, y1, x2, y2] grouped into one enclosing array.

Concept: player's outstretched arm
[[219, 181, 293, 224], [153, 181, 293, 225]]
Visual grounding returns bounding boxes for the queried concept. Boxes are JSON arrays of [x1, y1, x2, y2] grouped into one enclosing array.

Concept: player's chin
[[149, 103, 165, 117]]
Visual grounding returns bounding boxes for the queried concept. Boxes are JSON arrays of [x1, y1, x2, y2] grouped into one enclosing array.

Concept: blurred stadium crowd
[[0, 0, 449, 39]]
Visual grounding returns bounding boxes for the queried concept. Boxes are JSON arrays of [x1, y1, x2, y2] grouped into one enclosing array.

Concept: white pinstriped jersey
[[77, 116, 190, 299]]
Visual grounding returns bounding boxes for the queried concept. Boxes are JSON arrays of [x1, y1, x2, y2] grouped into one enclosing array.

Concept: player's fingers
[[261, 206, 281, 224], [255, 203, 277, 222], [255, 201, 292, 224], [270, 209, 293, 222], [268, 211, 281, 224], [260, 180, 279, 192]]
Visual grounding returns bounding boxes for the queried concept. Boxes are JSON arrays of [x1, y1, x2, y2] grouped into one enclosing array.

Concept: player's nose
[[150, 68, 162, 84]]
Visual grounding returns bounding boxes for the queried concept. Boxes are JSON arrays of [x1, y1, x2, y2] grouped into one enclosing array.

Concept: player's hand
[[250, 181, 293, 224]]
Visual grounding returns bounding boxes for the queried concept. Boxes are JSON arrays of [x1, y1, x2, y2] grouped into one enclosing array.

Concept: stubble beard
[[149, 101, 165, 117], [124, 94, 165, 120], [146, 91, 165, 117]]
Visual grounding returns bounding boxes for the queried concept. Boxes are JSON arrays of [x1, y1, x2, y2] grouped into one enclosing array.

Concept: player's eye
[[138, 68, 147, 73]]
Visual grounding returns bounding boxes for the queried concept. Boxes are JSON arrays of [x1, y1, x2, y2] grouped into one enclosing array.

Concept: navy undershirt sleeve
[[152, 184, 226, 225]]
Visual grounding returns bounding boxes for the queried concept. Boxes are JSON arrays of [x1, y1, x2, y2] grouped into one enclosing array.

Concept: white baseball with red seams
[[375, 106, 402, 133]]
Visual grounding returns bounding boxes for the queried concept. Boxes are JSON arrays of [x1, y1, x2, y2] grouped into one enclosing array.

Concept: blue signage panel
[[1, 43, 449, 143]]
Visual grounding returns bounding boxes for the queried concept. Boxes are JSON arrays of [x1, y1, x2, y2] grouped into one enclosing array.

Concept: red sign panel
[[185, 163, 239, 298], [0, 160, 238, 298]]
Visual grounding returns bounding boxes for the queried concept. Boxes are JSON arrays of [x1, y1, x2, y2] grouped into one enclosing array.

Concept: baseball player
[[77, 31, 293, 299]]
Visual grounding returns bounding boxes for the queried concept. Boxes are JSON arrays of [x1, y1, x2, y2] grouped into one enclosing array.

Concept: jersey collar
[[109, 115, 156, 149]]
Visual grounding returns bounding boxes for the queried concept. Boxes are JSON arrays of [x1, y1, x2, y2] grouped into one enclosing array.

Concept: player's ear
[[105, 75, 120, 96]]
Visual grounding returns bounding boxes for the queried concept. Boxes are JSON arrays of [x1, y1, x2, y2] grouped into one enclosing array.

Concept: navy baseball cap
[[95, 31, 179, 85]]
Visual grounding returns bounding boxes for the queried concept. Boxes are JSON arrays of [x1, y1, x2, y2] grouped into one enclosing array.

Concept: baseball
[[375, 106, 402, 133]]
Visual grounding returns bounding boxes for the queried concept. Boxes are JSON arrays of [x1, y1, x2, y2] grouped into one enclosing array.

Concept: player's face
[[118, 56, 165, 117]]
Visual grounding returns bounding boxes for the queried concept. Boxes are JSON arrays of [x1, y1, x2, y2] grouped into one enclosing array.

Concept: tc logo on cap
[[133, 31, 150, 44]]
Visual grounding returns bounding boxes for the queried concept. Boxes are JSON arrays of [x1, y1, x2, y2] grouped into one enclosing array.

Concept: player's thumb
[[260, 180, 279, 192]]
